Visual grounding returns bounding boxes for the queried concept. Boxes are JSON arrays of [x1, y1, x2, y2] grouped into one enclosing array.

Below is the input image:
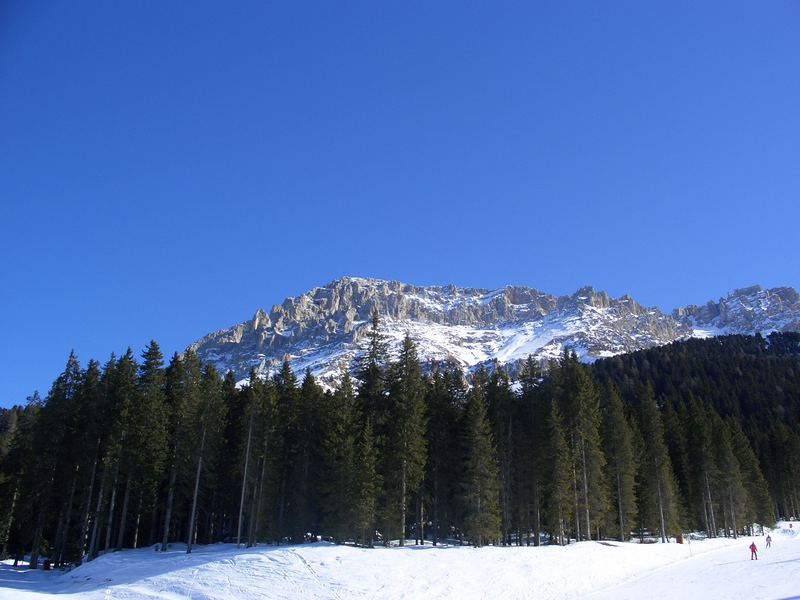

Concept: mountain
[[189, 277, 800, 385]]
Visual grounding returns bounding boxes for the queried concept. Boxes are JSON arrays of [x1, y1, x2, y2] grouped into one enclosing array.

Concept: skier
[[749, 542, 758, 560], [766, 534, 772, 548]]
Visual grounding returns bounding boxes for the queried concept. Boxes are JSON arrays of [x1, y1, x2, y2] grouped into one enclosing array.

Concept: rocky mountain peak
[[189, 277, 800, 387]]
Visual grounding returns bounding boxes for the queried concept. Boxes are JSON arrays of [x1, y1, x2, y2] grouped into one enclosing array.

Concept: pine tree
[[31, 351, 83, 568], [186, 365, 225, 553], [486, 367, 516, 545], [273, 358, 300, 542], [424, 365, 463, 546], [727, 419, 774, 530], [637, 385, 680, 543], [108, 349, 141, 551], [600, 383, 637, 541], [160, 350, 202, 550], [707, 409, 746, 538], [87, 355, 118, 560], [291, 370, 324, 541], [384, 335, 427, 546], [134, 342, 168, 549], [518, 356, 546, 546], [320, 373, 358, 542], [461, 373, 501, 547], [214, 371, 244, 544], [557, 352, 610, 540], [353, 419, 379, 547], [356, 310, 388, 424], [544, 399, 572, 546], [685, 394, 719, 536], [243, 371, 277, 546]]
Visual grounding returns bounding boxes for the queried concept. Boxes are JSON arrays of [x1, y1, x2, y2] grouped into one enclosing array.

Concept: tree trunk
[[132, 494, 143, 549], [701, 491, 711, 538], [276, 451, 288, 544], [252, 448, 269, 546], [149, 491, 159, 546], [77, 449, 99, 562], [236, 411, 254, 548], [581, 441, 591, 540], [400, 456, 407, 546], [729, 486, 738, 539], [247, 466, 260, 546], [88, 468, 108, 559], [187, 426, 207, 554], [571, 463, 581, 541], [656, 472, 667, 544], [533, 478, 541, 547], [116, 473, 132, 550], [617, 471, 625, 541], [0, 482, 19, 559], [161, 447, 179, 551], [416, 493, 423, 545], [29, 513, 44, 569], [56, 470, 79, 566], [104, 467, 120, 551], [704, 471, 716, 537], [432, 466, 439, 546]]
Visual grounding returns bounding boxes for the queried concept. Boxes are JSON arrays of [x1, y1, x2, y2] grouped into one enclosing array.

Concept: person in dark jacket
[[766, 535, 772, 548], [750, 542, 758, 560]]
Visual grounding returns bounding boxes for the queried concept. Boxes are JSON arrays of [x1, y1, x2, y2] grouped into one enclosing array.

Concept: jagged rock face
[[189, 277, 800, 386], [674, 286, 800, 336]]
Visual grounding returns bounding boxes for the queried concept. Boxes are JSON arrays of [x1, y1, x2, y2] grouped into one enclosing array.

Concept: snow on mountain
[[189, 278, 800, 386], [673, 285, 800, 338]]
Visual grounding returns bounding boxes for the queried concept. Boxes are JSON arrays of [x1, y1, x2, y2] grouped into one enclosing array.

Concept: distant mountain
[[189, 277, 800, 385]]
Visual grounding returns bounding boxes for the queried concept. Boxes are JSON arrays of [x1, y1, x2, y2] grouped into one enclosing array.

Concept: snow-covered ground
[[1, 524, 798, 599]]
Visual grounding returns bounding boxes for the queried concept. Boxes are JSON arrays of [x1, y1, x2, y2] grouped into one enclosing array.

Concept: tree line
[[0, 320, 796, 568]]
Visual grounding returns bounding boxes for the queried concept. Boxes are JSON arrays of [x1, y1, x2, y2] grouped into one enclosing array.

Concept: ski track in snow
[[1, 525, 799, 599]]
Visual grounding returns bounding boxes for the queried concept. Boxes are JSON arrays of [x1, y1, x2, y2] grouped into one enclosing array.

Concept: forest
[[1, 317, 798, 569]]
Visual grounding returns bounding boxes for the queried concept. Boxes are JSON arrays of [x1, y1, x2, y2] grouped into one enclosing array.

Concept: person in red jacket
[[750, 542, 758, 560]]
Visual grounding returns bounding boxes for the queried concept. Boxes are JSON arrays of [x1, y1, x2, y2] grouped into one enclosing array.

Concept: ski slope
[[1, 524, 797, 599]]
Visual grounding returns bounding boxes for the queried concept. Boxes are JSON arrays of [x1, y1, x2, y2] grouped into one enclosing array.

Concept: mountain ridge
[[190, 277, 800, 385]]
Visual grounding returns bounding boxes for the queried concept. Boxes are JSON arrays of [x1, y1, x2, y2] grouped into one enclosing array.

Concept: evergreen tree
[[160, 350, 203, 550], [291, 370, 324, 541], [356, 310, 389, 424], [320, 373, 358, 542], [600, 383, 637, 541], [107, 349, 141, 552], [544, 399, 572, 546], [134, 342, 168, 549], [518, 356, 546, 546], [685, 394, 719, 535], [384, 335, 427, 546], [423, 365, 463, 546], [30, 351, 83, 568], [461, 373, 501, 547], [485, 367, 516, 545], [727, 419, 774, 530], [706, 409, 746, 538], [636, 386, 680, 543], [353, 419, 379, 547], [186, 365, 226, 553], [273, 358, 300, 542], [246, 371, 278, 546], [557, 352, 610, 540]]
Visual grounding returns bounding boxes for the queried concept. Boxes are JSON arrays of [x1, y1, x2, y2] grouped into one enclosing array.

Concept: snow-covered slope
[[190, 278, 800, 386], [2, 523, 797, 599]]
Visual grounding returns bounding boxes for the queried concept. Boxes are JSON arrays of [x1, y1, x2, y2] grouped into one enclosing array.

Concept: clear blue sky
[[1, 1, 798, 406]]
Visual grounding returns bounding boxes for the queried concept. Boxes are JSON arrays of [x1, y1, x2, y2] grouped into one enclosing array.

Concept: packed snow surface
[[1, 524, 798, 599]]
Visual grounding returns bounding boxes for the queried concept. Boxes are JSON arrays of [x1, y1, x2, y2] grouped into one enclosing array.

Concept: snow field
[[0, 524, 797, 600]]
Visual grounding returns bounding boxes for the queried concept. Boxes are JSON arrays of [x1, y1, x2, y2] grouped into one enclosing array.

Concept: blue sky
[[1, 1, 798, 406]]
